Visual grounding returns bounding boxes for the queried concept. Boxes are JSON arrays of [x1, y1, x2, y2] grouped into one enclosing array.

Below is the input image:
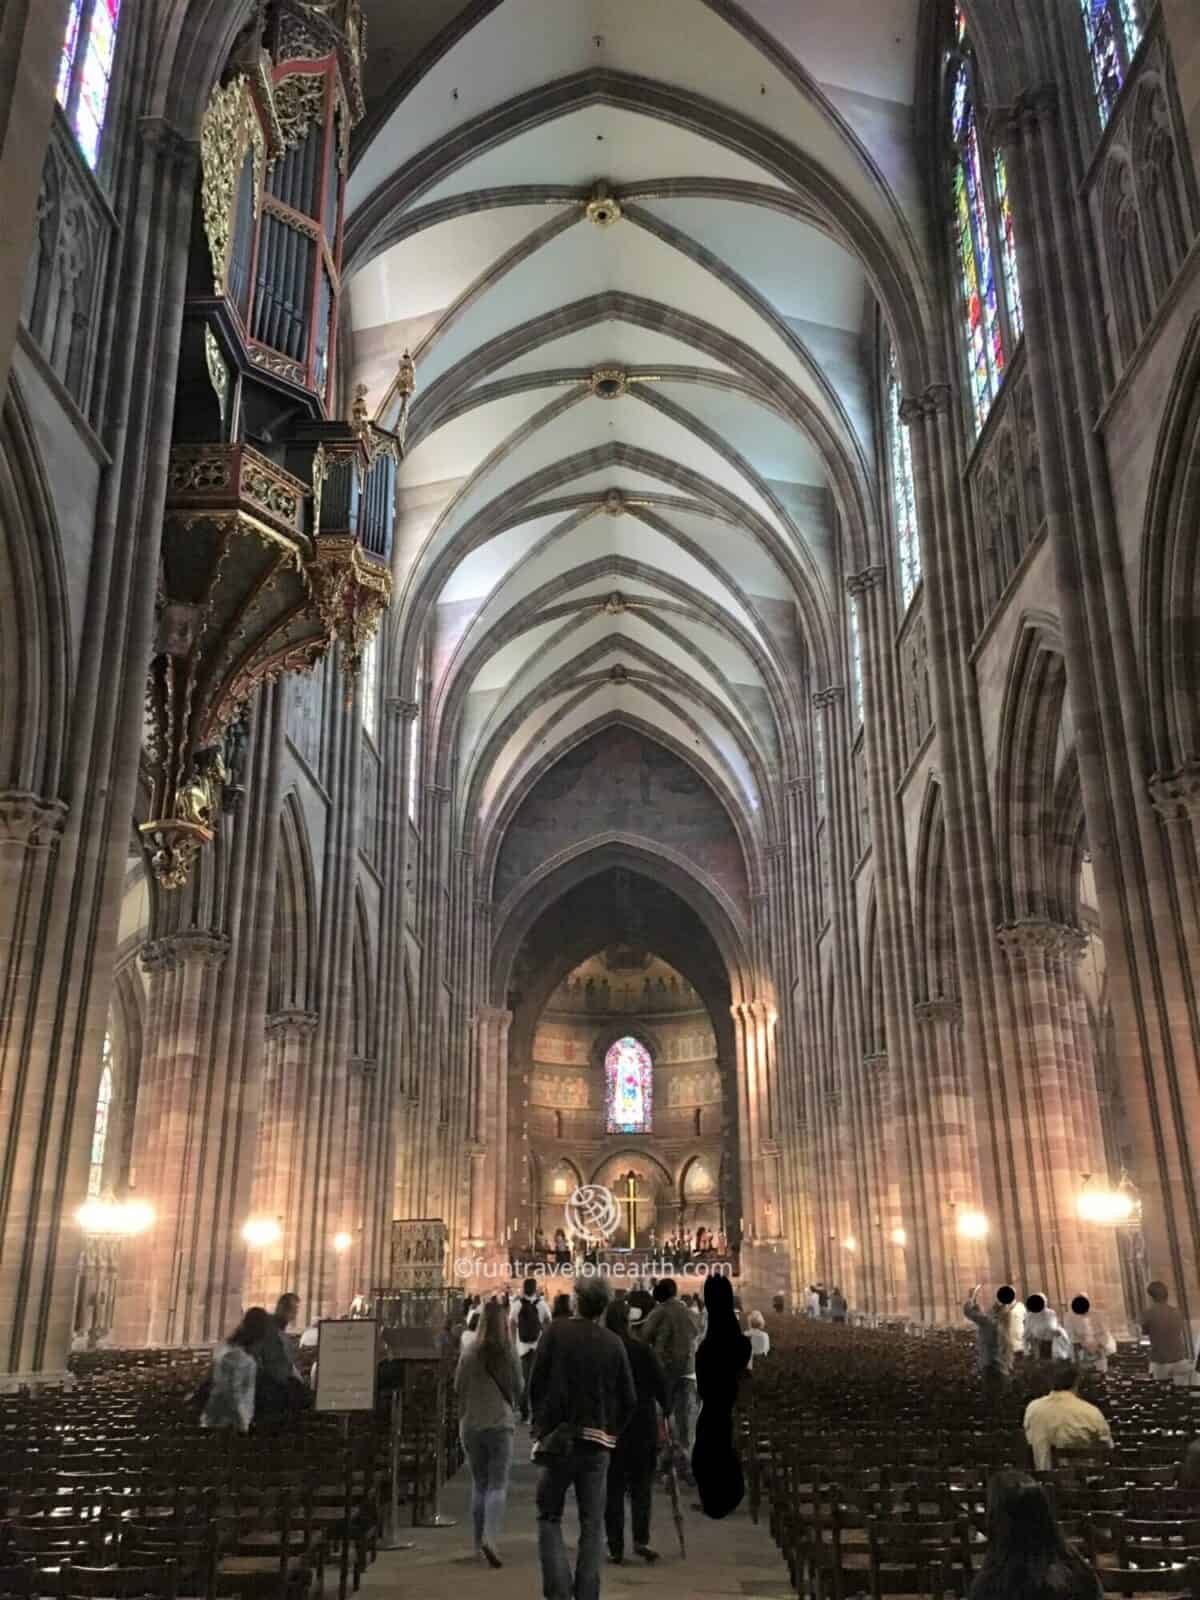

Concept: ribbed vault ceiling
[[346, 0, 927, 877]]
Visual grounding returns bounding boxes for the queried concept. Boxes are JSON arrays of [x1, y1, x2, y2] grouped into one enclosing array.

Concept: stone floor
[[358, 1448, 793, 1598]]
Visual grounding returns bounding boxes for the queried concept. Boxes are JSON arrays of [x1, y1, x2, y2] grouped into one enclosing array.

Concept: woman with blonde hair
[[455, 1297, 523, 1567]]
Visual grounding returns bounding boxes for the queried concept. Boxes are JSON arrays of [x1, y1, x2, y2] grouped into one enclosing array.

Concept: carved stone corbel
[[0, 792, 68, 850]]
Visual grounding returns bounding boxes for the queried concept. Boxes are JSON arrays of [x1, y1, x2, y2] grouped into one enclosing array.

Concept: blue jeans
[[461, 1423, 514, 1550], [536, 1443, 609, 1600]]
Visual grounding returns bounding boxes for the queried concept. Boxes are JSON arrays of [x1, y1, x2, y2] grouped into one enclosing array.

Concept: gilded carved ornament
[[274, 0, 365, 125], [200, 76, 266, 297], [274, 69, 328, 152]]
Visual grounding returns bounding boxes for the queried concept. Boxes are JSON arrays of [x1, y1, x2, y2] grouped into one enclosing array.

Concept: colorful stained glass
[[605, 1036, 653, 1135], [1080, 0, 1143, 127], [994, 152, 1024, 340], [407, 657, 423, 820], [849, 599, 863, 725], [888, 345, 922, 608], [58, 0, 83, 103], [57, 0, 121, 170], [951, 57, 1004, 431], [88, 1043, 113, 1199]]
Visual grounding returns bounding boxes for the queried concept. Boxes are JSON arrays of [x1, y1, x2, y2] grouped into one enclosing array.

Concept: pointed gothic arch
[[0, 374, 71, 799]]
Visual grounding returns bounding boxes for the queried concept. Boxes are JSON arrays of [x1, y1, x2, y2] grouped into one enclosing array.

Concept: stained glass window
[[605, 1036, 653, 1135], [949, 9, 1023, 434], [88, 1041, 113, 1198], [1079, 0, 1144, 127], [849, 599, 863, 726], [407, 655, 423, 822], [887, 344, 922, 608], [57, 0, 122, 170], [360, 635, 378, 741], [953, 61, 1003, 429], [994, 153, 1024, 341]]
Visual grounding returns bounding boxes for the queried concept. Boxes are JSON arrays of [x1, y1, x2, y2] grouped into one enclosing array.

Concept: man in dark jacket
[[627, 1279, 655, 1322], [604, 1299, 667, 1564], [529, 1277, 636, 1600], [636, 1277, 698, 1451]]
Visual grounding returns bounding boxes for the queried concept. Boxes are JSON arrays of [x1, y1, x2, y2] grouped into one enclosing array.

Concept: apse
[[523, 948, 731, 1251], [500, 863, 744, 1258]]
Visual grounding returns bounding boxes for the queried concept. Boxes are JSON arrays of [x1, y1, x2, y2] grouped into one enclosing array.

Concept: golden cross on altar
[[622, 1173, 645, 1248]]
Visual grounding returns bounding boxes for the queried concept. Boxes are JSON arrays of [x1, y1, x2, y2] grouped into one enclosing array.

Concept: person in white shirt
[[1062, 1294, 1113, 1376], [460, 1299, 483, 1355], [1023, 1362, 1112, 1469], [1023, 1294, 1071, 1362], [510, 1276, 551, 1421], [747, 1310, 770, 1365]]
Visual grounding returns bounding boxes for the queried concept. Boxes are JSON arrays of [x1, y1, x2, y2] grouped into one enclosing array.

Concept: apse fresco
[[605, 1036, 653, 1134]]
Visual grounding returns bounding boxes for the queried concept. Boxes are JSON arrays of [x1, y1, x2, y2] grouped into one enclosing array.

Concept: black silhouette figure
[[691, 1272, 752, 1518]]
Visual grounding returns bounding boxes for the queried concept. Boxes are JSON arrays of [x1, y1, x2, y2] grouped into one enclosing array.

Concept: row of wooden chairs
[[744, 1317, 1200, 1600]]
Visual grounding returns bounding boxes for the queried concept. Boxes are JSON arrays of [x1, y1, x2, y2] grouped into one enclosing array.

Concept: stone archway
[[470, 847, 784, 1292]]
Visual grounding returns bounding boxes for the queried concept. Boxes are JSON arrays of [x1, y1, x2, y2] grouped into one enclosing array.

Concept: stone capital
[[899, 384, 954, 425], [1014, 82, 1059, 126], [1149, 763, 1200, 821], [349, 1055, 378, 1076], [984, 104, 1023, 151], [731, 999, 775, 1028], [912, 997, 962, 1027], [265, 1008, 319, 1039], [784, 774, 812, 796], [477, 1005, 513, 1032], [764, 840, 786, 861], [898, 395, 926, 427], [426, 783, 451, 802], [862, 1050, 889, 1070], [387, 697, 419, 722], [824, 1089, 842, 1113], [812, 685, 845, 710], [997, 918, 1088, 964], [845, 565, 886, 597], [473, 897, 493, 917], [0, 791, 69, 849], [139, 116, 197, 169], [140, 930, 230, 973]]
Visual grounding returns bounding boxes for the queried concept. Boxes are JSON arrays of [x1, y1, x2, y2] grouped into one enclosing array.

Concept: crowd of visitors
[[444, 1271, 766, 1592], [523, 1225, 731, 1269], [802, 1282, 849, 1320], [200, 1292, 308, 1432], [962, 1278, 1197, 1391]]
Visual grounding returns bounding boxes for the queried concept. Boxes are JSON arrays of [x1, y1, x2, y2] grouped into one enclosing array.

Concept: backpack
[[517, 1297, 541, 1343]]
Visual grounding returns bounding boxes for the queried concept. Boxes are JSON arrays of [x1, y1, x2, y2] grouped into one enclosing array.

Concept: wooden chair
[[1096, 1566, 1200, 1600], [0, 1564, 38, 1599], [59, 1564, 179, 1600]]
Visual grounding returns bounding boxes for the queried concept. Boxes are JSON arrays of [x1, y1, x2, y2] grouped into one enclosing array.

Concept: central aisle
[[359, 1451, 793, 1598]]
